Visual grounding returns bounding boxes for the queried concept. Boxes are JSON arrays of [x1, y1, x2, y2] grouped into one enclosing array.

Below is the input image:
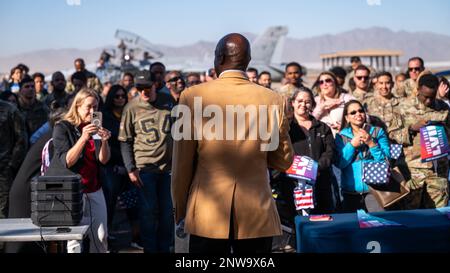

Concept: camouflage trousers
[[399, 169, 449, 209]]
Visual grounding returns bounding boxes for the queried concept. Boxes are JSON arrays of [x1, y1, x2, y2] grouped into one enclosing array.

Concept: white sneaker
[[130, 241, 144, 250]]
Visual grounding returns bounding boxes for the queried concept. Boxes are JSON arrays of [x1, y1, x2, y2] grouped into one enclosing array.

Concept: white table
[[0, 218, 89, 253]]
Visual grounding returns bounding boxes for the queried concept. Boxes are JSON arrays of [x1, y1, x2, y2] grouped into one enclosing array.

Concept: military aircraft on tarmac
[[107, 26, 291, 81], [48, 26, 292, 83]]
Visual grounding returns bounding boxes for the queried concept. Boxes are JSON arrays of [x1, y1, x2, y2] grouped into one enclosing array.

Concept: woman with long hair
[[51, 88, 111, 253], [288, 87, 336, 213], [312, 71, 354, 136], [335, 100, 390, 212], [101, 85, 142, 250]]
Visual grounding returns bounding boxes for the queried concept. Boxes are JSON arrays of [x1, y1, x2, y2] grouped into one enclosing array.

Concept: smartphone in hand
[[362, 123, 371, 133], [91, 112, 102, 128]]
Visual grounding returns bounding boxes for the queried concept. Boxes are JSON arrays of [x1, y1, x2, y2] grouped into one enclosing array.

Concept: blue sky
[[1, 0, 450, 57]]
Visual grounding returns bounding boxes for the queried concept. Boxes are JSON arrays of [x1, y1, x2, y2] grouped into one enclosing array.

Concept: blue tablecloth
[[295, 208, 450, 253]]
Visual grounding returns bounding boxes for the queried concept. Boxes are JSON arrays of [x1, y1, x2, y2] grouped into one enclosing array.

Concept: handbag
[[362, 161, 390, 186], [368, 166, 410, 208]]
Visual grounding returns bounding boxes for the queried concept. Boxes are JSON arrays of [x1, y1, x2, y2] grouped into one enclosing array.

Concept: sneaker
[[130, 241, 144, 250]]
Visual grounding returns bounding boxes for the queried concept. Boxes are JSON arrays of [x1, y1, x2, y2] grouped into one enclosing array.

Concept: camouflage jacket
[[398, 97, 450, 174], [0, 100, 28, 175], [365, 95, 409, 144], [352, 88, 373, 106], [393, 78, 416, 98]]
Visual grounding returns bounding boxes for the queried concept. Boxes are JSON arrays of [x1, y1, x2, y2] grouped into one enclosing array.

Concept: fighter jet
[[112, 26, 291, 81]]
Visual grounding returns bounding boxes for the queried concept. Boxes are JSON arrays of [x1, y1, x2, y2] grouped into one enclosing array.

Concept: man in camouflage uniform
[[119, 70, 175, 253], [45, 71, 68, 108], [343, 56, 362, 91], [75, 58, 103, 92], [17, 76, 49, 137], [365, 72, 409, 144], [393, 57, 425, 98], [278, 62, 305, 98], [0, 100, 28, 220], [398, 74, 450, 209]]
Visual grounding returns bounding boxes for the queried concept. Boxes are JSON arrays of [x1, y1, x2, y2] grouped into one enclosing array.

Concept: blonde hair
[[314, 71, 341, 101], [63, 88, 99, 126]]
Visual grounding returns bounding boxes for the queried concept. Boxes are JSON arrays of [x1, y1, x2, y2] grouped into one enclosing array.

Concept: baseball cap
[[350, 56, 361, 63], [135, 70, 153, 89]]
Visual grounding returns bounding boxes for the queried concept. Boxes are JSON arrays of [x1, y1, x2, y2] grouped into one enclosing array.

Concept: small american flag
[[362, 161, 390, 185], [390, 144, 403, 160], [294, 184, 314, 210]]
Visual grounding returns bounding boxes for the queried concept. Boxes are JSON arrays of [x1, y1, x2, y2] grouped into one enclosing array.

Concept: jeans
[[67, 189, 108, 253], [100, 165, 129, 229], [137, 171, 174, 253]]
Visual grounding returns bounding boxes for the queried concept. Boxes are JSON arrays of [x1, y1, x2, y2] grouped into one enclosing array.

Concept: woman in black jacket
[[51, 88, 111, 253], [277, 86, 336, 219]]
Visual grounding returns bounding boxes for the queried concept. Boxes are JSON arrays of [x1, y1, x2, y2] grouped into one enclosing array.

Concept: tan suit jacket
[[171, 71, 294, 239]]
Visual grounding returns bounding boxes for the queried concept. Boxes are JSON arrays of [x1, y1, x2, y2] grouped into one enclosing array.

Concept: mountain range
[[2, 27, 450, 75]]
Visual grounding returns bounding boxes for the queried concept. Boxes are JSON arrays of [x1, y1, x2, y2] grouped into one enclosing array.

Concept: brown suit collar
[[218, 70, 248, 80]]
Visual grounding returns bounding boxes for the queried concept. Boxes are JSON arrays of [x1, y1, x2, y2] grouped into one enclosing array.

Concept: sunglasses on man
[[355, 76, 369, 81], [168, 76, 183, 83], [408, 67, 423, 72]]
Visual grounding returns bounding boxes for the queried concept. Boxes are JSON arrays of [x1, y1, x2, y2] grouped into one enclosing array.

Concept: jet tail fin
[[251, 26, 288, 64]]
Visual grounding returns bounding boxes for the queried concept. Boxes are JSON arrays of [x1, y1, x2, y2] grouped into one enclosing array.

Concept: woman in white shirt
[[312, 71, 355, 136]]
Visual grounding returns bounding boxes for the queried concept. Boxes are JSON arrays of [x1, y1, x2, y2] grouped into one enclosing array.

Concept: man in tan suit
[[171, 33, 294, 253]]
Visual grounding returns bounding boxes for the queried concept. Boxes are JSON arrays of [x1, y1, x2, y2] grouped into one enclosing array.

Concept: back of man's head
[[52, 71, 65, 82], [214, 33, 251, 76], [71, 71, 87, 85]]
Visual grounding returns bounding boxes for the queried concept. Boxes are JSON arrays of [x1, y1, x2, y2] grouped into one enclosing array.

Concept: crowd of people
[[0, 34, 449, 253]]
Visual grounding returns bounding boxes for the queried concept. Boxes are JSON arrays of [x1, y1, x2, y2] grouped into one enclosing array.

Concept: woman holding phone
[[335, 100, 390, 212], [51, 88, 111, 253]]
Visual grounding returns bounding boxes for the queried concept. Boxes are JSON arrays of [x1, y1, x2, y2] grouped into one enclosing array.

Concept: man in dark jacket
[[0, 100, 27, 220]]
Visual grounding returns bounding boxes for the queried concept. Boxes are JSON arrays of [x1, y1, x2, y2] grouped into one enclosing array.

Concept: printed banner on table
[[420, 125, 450, 162], [436, 207, 450, 220], [285, 155, 318, 183], [357, 210, 402, 229]]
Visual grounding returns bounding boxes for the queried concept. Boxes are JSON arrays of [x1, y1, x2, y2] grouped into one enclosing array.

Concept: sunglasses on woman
[[115, 94, 126, 99], [348, 109, 365, 115], [319, 78, 333, 85]]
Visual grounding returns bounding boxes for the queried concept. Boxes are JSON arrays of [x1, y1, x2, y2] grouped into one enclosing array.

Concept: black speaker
[[31, 175, 83, 227]]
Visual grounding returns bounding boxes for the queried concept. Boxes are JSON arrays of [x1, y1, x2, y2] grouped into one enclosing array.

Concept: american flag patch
[[390, 144, 403, 160], [294, 184, 314, 210]]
